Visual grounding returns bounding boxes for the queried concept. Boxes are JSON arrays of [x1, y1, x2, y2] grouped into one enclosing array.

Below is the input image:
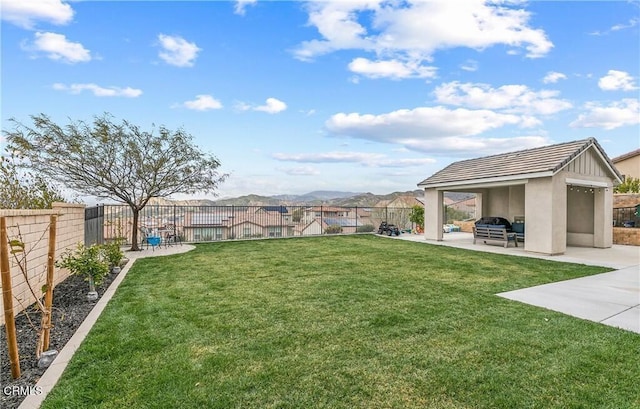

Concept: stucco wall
[[524, 176, 568, 254], [423, 189, 443, 240], [484, 187, 510, 217], [614, 155, 640, 179], [567, 188, 594, 234], [0, 203, 85, 325], [508, 185, 525, 221]]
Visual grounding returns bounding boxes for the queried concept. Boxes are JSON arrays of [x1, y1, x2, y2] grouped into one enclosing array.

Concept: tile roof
[[418, 138, 621, 187]]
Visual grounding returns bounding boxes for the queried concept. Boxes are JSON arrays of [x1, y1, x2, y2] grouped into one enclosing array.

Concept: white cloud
[[570, 98, 640, 130], [273, 151, 384, 164], [542, 71, 567, 84], [235, 98, 287, 114], [157, 34, 201, 67], [1, 0, 73, 29], [255, 98, 288, 114], [590, 17, 640, 36], [460, 59, 479, 72], [611, 17, 639, 32], [434, 81, 572, 115], [348, 57, 437, 80], [598, 70, 638, 91], [376, 158, 437, 168], [402, 135, 550, 156], [182, 95, 223, 111], [294, 0, 552, 63], [234, 0, 257, 15], [327, 107, 532, 140], [277, 166, 321, 176], [26, 32, 90, 63], [52, 83, 142, 97], [323, 106, 551, 156], [273, 151, 436, 168]]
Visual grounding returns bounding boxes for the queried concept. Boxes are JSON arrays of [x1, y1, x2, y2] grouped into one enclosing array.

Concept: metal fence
[[84, 205, 104, 245], [98, 204, 426, 246], [613, 206, 639, 228]]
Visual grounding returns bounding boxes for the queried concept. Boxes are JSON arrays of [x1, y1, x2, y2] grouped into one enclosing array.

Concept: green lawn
[[43, 235, 639, 408]]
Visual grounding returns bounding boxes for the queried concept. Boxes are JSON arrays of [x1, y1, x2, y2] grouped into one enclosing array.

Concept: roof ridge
[[551, 138, 594, 173], [450, 138, 594, 165]]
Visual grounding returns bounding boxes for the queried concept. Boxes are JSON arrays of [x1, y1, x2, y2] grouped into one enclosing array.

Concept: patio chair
[[512, 221, 525, 242], [158, 224, 182, 246], [139, 226, 161, 251]]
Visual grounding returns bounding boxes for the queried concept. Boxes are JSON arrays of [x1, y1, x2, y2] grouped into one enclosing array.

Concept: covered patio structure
[[417, 138, 623, 255]]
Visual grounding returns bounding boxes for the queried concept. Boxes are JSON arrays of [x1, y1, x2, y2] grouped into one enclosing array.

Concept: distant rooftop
[[611, 148, 640, 163]]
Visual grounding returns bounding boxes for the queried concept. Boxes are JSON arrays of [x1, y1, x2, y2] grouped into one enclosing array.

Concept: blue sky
[[2, 0, 639, 200]]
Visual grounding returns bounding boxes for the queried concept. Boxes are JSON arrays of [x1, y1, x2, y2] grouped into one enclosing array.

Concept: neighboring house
[[182, 211, 231, 241], [302, 206, 355, 223], [182, 208, 296, 241], [446, 197, 476, 219], [387, 195, 423, 208], [418, 138, 623, 255], [612, 148, 640, 180], [228, 214, 295, 239], [301, 219, 323, 236], [323, 217, 360, 234]]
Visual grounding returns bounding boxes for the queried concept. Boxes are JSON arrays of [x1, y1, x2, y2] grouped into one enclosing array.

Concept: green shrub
[[356, 224, 375, 233], [102, 240, 124, 268], [56, 243, 110, 287], [325, 225, 343, 234]]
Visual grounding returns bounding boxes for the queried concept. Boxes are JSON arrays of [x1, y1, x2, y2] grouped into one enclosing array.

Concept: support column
[[593, 186, 613, 248], [475, 192, 483, 219], [424, 188, 443, 241], [525, 177, 566, 255]]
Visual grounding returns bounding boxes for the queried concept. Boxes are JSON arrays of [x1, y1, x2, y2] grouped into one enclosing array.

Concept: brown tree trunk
[[42, 214, 57, 351], [130, 207, 140, 251]]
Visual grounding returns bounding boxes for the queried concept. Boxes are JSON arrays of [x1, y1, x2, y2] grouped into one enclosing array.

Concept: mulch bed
[[1, 264, 126, 409]]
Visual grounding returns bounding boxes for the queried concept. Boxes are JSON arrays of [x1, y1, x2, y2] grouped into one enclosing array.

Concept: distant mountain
[[271, 190, 363, 202], [148, 197, 217, 206], [148, 190, 473, 208], [210, 194, 283, 206]]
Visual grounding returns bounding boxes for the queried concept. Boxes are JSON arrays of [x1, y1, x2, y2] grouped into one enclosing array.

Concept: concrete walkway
[[498, 266, 639, 333], [19, 244, 195, 409], [393, 232, 640, 334]]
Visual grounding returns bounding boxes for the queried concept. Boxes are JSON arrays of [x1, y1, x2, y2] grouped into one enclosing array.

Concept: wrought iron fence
[[99, 204, 424, 246], [613, 206, 639, 228]]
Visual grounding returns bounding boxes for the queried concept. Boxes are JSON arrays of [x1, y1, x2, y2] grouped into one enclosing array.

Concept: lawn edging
[[19, 245, 196, 409]]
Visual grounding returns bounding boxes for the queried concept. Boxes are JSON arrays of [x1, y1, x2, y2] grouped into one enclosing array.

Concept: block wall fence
[[0, 203, 85, 326]]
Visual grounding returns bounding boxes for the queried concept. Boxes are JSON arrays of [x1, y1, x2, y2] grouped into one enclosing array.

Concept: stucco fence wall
[[613, 227, 640, 246], [0, 203, 85, 326]]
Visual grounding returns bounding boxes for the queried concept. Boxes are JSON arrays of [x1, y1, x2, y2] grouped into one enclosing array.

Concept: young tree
[[4, 113, 227, 250], [0, 150, 67, 209], [614, 177, 640, 194], [409, 205, 424, 230]]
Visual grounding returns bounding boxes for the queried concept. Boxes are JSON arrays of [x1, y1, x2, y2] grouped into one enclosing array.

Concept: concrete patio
[[393, 232, 640, 334]]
